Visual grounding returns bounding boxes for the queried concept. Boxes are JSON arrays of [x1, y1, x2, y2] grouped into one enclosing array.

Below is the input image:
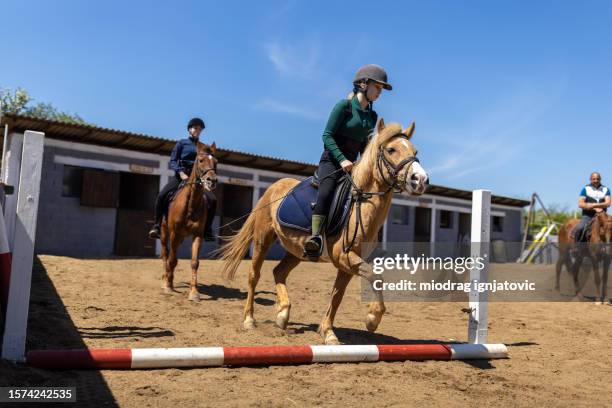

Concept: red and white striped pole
[[26, 343, 508, 370]]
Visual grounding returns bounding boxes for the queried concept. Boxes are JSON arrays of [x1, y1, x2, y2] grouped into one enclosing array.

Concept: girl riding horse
[[149, 117, 217, 240], [304, 64, 392, 259]]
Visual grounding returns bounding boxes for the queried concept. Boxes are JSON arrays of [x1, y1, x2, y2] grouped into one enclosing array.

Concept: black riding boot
[[148, 202, 162, 239], [149, 176, 181, 240], [148, 223, 161, 240], [203, 194, 217, 241], [149, 191, 166, 240], [304, 215, 326, 260]]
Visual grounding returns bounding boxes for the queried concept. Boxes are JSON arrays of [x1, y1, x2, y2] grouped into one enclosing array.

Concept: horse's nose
[[209, 178, 218, 190], [411, 173, 428, 187], [411, 172, 429, 184], [408, 173, 427, 195]]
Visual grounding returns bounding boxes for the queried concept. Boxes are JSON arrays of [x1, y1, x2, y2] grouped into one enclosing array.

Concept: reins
[[217, 133, 420, 255], [216, 167, 346, 232], [185, 153, 217, 188], [184, 167, 216, 187], [182, 153, 217, 219], [341, 134, 419, 253]]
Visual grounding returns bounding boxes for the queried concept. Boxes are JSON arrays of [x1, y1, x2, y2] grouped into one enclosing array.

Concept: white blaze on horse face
[[406, 161, 428, 195]]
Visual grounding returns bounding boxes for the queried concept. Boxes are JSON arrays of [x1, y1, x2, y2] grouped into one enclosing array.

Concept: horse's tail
[[218, 211, 256, 281]]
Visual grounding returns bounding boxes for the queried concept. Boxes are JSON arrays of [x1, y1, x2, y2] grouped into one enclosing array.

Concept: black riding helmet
[[353, 64, 392, 90], [187, 117, 205, 130]]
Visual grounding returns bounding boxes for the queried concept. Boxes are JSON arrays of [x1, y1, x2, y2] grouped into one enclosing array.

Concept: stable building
[[0, 114, 529, 259]]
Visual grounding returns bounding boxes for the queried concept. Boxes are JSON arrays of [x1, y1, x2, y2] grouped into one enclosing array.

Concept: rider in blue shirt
[[148, 117, 217, 240], [573, 172, 610, 241]]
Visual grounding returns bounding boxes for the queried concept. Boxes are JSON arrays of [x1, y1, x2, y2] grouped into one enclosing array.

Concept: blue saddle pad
[[277, 176, 352, 236]]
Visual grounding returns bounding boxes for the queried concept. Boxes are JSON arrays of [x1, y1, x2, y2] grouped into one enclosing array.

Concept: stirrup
[[304, 235, 323, 261], [148, 226, 161, 240]]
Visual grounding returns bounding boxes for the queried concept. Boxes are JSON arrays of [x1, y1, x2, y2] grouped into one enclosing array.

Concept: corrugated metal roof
[[1, 113, 315, 175], [0, 113, 529, 207]]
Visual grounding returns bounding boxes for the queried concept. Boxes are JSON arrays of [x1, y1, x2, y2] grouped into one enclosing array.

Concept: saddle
[[165, 181, 209, 217], [572, 218, 594, 243], [277, 174, 353, 236], [167, 180, 188, 206]]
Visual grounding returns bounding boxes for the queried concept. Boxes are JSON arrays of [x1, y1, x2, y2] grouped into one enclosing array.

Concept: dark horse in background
[[160, 142, 218, 301], [556, 212, 612, 304]]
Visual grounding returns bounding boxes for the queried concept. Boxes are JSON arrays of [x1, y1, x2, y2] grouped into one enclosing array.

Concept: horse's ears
[[377, 118, 385, 134], [403, 122, 415, 140], [210, 142, 217, 153]]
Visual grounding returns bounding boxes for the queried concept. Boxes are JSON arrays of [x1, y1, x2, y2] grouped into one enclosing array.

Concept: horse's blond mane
[[352, 122, 403, 187]]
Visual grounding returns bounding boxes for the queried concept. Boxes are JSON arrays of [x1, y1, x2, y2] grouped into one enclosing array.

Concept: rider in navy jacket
[[148, 117, 218, 241], [170, 137, 200, 176]]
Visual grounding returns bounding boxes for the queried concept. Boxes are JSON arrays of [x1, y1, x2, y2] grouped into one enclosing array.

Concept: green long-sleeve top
[[322, 95, 378, 163]]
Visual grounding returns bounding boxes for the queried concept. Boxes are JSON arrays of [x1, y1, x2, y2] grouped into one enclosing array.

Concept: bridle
[[376, 134, 420, 193], [346, 133, 420, 196], [188, 153, 217, 189], [343, 133, 420, 253]]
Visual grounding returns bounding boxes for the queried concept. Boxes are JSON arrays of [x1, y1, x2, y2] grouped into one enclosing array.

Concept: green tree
[[525, 204, 577, 232], [0, 86, 88, 125]]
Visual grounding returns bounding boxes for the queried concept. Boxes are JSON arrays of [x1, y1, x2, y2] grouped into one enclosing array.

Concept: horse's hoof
[[188, 292, 200, 302], [324, 331, 340, 345], [162, 287, 174, 295], [365, 313, 381, 332], [243, 317, 255, 330], [275, 308, 290, 330]]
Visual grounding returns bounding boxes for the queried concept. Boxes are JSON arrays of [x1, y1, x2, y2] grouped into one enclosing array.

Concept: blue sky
[[1, 0, 611, 209]]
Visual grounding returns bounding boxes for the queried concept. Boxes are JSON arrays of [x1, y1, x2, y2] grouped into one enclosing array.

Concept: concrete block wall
[[435, 210, 459, 242], [31, 139, 527, 261], [35, 146, 118, 257], [491, 209, 522, 242]]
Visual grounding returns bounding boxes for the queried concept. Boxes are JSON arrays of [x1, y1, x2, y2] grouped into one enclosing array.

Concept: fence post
[[3, 133, 24, 251], [468, 189, 491, 344], [2, 130, 44, 361]]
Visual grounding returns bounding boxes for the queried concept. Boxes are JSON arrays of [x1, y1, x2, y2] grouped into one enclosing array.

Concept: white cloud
[[255, 98, 324, 120], [263, 39, 320, 79], [265, 0, 297, 21], [425, 75, 568, 181], [426, 156, 460, 175]]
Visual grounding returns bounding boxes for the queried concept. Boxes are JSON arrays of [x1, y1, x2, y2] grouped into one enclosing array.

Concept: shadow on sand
[[172, 282, 276, 305], [2, 256, 120, 406]]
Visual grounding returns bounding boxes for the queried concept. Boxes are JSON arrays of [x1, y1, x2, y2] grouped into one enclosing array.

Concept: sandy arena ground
[[1, 255, 611, 407]]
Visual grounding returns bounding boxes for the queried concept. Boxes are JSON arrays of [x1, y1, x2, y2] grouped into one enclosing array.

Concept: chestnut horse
[[161, 142, 218, 301], [219, 119, 428, 344], [556, 212, 612, 304]]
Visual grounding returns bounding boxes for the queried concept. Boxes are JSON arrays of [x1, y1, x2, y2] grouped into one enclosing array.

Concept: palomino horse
[[219, 119, 428, 344], [556, 212, 612, 304], [161, 142, 218, 301]]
